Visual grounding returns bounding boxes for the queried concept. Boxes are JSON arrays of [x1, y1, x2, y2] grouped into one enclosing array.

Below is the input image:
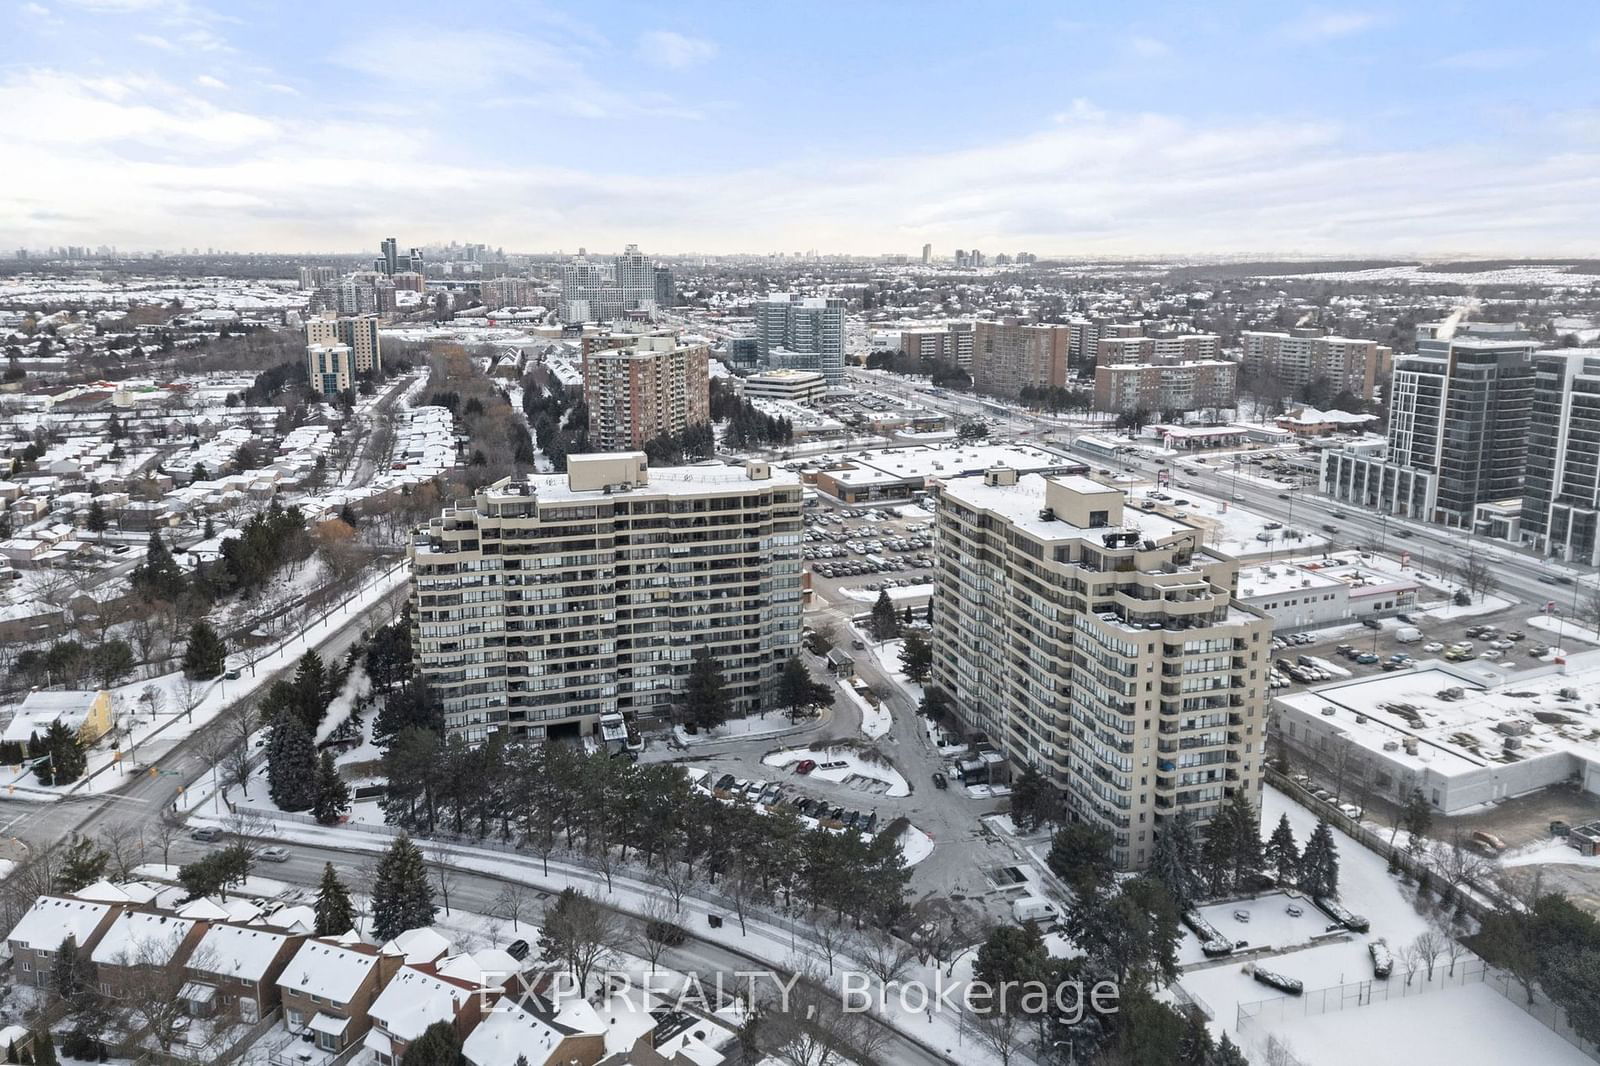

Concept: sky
[[1, 0, 1599, 258]]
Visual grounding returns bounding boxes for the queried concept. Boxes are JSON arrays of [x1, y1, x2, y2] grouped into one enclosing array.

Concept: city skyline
[[3, 0, 1599, 256]]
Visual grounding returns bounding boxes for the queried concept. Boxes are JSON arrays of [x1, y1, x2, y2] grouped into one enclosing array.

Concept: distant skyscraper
[[298, 265, 336, 290], [921, 243, 932, 264], [307, 313, 382, 374], [560, 244, 658, 322], [757, 294, 846, 385], [1523, 348, 1600, 563], [379, 236, 397, 275], [374, 236, 423, 276], [653, 266, 676, 309]]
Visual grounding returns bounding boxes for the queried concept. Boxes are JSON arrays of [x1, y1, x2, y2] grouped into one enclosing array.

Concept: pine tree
[[869, 590, 900, 642], [57, 835, 108, 893], [35, 721, 85, 786], [1008, 764, 1053, 832], [203, 516, 215, 539], [1212, 1032, 1249, 1066], [266, 711, 318, 811], [1200, 810, 1239, 896], [677, 648, 730, 732], [1148, 812, 1201, 910], [182, 621, 226, 680], [1226, 790, 1262, 885], [312, 751, 351, 825], [399, 1020, 461, 1066], [897, 628, 932, 683], [370, 835, 436, 943], [313, 862, 356, 937], [1264, 814, 1301, 885], [131, 529, 184, 601], [1177, 1007, 1214, 1066], [292, 650, 331, 731], [1299, 819, 1341, 897], [84, 501, 107, 533], [31, 1028, 56, 1066]]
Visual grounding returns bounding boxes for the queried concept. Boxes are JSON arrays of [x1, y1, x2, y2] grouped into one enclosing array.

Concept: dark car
[[506, 939, 531, 961], [714, 774, 736, 791], [932, 772, 948, 789], [1277, 493, 1291, 500], [1361, 618, 1381, 630]]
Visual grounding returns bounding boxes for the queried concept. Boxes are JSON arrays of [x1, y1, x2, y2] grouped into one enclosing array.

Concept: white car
[[259, 846, 290, 863], [1422, 642, 1444, 653], [1339, 803, 1363, 819]]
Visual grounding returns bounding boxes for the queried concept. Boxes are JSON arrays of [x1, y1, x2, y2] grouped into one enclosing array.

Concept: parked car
[[1232, 910, 1251, 923], [1356, 652, 1379, 664], [1360, 618, 1382, 630], [506, 939, 531, 961], [190, 826, 223, 842], [795, 759, 817, 775], [932, 771, 948, 789], [1422, 642, 1444, 653]]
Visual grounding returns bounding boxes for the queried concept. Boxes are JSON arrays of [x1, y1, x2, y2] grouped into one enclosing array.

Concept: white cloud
[[638, 30, 717, 70], [194, 74, 226, 90], [133, 32, 174, 49], [1434, 47, 1541, 70], [1277, 10, 1384, 42], [3, 67, 1598, 258], [1127, 35, 1171, 58], [21, 3, 52, 16]]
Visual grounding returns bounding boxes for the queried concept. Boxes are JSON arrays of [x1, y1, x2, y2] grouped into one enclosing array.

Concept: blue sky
[[2, 0, 1598, 256]]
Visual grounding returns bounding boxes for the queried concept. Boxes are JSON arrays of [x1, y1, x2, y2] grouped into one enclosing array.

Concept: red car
[[795, 759, 817, 775]]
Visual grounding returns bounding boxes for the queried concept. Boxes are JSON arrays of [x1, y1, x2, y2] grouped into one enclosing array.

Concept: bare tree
[[1454, 554, 1496, 602], [97, 823, 142, 880], [1399, 941, 1423, 986], [114, 935, 219, 1052], [630, 896, 680, 974], [192, 727, 229, 811], [223, 808, 273, 860], [1413, 930, 1445, 981], [493, 881, 532, 932], [1261, 1035, 1308, 1066], [757, 964, 889, 1066], [427, 839, 458, 916], [807, 916, 849, 977], [150, 811, 184, 868], [851, 925, 918, 985], [175, 674, 207, 723], [962, 1007, 1029, 1066], [1444, 927, 1471, 977], [653, 855, 693, 914]]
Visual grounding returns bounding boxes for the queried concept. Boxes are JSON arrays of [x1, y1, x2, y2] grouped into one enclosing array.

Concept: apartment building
[[757, 294, 846, 385], [560, 245, 659, 323], [972, 319, 1070, 397], [1320, 336, 1535, 524], [742, 368, 827, 404], [1094, 334, 1220, 366], [1238, 331, 1391, 401], [306, 343, 355, 396], [581, 335, 710, 451], [409, 453, 804, 744], [929, 468, 1271, 870], [1521, 348, 1600, 562], [306, 312, 382, 374], [900, 322, 975, 369], [1092, 360, 1238, 414]]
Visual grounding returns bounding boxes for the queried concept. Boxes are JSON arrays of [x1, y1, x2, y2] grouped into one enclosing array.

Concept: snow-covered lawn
[[1253, 979, 1593, 1066], [672, 711, 806, 747], [1422, 592, 1519, 620], [1177, 891, 1330, 966], [839, 583, 934, 603], [843, 683, 892, 740], [762, 745, 910, 797], [897, 824, 935, 866], [1526, 612, 1600, 648]]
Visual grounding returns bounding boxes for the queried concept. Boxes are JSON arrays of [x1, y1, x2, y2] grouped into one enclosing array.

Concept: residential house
[[2, 689, 114, 746], [463, 995, 607, 1066], [183, 923, 306, 1023], [276, 939, 402, 1056], [5, 896, 121, 988], [90, 910, 206, 1001], [363, 962, 490, 1065]]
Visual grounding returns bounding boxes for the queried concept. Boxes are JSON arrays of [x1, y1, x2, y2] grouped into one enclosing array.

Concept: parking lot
[[803, 498, 935, 598]]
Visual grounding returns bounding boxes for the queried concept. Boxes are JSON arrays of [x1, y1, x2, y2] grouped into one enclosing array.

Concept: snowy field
[[1177, 891, 1332, 966], [1254, 263, 1600, 289]]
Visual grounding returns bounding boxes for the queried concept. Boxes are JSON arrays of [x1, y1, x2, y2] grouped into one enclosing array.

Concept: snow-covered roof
[[379, 925, 451, 965], [6, 896, 115, 952], [191, 923, 296, 982], [279, 940, 381, 1002], [90, 910, 196, 966], [368, 965, 477, 1042], [463, 998, 605, 1066]]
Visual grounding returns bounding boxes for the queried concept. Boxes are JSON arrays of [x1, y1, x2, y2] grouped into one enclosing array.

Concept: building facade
[[742, 368, 827, 404], [757, 295, 846, 385], [929, 468, 1271, 870], [560, 245, 659, 323], [581, 336, 710, 451], [900, 323, 974, 369], [1238, 331, 1391, 401], [1092, 360, 1237, 414], [1521, 348, 1600, 562], [306, 313, 382, 374], [971, 320, 1070, 397], [409, 454, 804, 744], [306, 343, 354, 396], [1321, 337, 1535, 525], [1094, 334, 1220, 366]]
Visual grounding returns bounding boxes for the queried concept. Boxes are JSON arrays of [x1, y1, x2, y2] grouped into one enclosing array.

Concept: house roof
[[463, 998, 604, 1066], [279, 940, 380, 1002], [379, 925, 451, 965], [6, 896, 115, 952], [89, 910, 197, 966], [368, 965, 478, 1042], [191, 924, 297, 983]]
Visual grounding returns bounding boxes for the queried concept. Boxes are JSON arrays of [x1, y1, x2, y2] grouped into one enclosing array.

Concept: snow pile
[[763, 746, 910, 797]]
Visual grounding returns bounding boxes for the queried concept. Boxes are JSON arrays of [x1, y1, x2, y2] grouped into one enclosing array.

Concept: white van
[[1012, 896, 1060, 924], [1395, 626, 1423, 644]]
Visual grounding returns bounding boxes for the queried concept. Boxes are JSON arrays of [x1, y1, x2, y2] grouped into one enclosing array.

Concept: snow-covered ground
[[762, 745, 910, 797], [839, 583, 934, 603], [843, 684, 892, 740]]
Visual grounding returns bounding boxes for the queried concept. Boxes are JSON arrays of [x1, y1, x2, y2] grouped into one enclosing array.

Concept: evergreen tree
[[57, 835, 108, 893], [265, 711, 318, 811], [1200, 809, 1240, 896], [1008, 764, 1054, 833], [400, 1020, 463, 1066], [776, 656, 830, 719], [1299, 819, 1341, 897], [35, 721, 85, 786], [1148, 812, 1202, 910], [181, 621, 227, 680], [677, 648, 730, 732], [291, 650, 331, 730], [869, 590, 900, 642], [312, 751, 351, 825], [1401, 787, 1433, 855], [1046, 822, 1115, 898], [131, 529, 184, 601], [84, 501, 107, 533], [313, 862, 356, 937], [1213, 1032, 1250, 1066], [370, 835, 436, 943], [897, 628, 932, 683], [1225, 790, 1263, 885], [1264, 814, 1301, 885], [203, 516, 215, 539], [51, 936, 94, 1009], [1177, 1007, 1214, 1066], [31, 1028, 56, 1066]]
